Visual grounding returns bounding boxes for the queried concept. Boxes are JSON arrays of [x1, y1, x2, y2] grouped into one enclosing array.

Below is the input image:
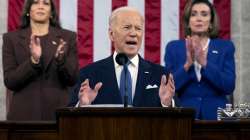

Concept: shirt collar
[[203, 38, 210, 51]]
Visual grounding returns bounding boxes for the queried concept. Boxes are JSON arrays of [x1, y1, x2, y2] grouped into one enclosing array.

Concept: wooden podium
[[56, 107, 195, 140]]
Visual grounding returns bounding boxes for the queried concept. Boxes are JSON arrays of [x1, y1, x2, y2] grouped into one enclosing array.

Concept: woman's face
[[189, 3, 211, 35], [29, 0, 51, 24]]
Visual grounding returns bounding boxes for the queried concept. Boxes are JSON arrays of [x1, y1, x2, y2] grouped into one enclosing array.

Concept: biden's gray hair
[[109, 6, 144, 28]]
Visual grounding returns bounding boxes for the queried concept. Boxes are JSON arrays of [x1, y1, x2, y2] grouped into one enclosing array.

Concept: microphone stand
[[115, 53, 129, 108]]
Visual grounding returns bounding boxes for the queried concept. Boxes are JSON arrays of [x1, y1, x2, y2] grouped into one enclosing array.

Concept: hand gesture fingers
[[79, 79, 90, 96], [184, 36, 194, 70], [159, 74, 175, 106], [55, 39, 66, 58], [29, 34, 42, 62], [94, 82, 103, 93], [78, 79, 102, 105], [168, 74, 175, 93], [30, 34, 41, 48], [191, 36, 207, 66]]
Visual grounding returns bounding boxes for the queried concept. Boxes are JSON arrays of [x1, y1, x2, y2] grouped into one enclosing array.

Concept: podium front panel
[[57, 107, 195, 140]]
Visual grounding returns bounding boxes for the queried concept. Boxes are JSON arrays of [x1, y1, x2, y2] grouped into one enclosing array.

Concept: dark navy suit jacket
[[164, 39, 236, 120], [69, 55, 177, 107]]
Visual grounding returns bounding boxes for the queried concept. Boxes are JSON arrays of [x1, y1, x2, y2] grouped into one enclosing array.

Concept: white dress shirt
[[113, 51, 139, 100], [113, 51, 174, 107]]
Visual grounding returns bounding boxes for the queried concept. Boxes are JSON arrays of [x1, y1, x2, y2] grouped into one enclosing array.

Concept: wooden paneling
[[0, 121, 58, 140], [3, 108, 250, 140], [0, 129, 8, 140], [57, 107, 195, 140], [192, 120, 250, 140]]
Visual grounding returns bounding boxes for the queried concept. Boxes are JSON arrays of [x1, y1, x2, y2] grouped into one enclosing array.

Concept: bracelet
[[31, 56, 40, 64]]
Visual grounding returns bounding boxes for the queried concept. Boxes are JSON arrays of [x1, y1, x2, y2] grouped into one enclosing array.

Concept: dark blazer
[[164, 39, 236, 120], [2, 27, 79, 120], [69, 55, 174, 107]]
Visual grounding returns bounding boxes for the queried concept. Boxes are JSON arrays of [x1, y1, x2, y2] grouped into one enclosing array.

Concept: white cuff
[[75, 101, 80, 107], [161, 99, 175, 107]]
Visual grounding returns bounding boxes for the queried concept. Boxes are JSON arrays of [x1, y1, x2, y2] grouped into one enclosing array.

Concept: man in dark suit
[[69, 6, 175, 107]]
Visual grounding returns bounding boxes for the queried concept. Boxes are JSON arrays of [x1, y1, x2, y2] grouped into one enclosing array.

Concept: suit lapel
[[43, 27, 61, 71], [207, 39, 219, 62], [207, 39, 213, 62], [98, 56, 122, 102], [18, 28, 31, 55], [102, 56, 119, 91], [133, 56, 151, 105]]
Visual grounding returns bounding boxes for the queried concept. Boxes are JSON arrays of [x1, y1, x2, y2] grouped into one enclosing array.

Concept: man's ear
[[108, 28, 114, 41]]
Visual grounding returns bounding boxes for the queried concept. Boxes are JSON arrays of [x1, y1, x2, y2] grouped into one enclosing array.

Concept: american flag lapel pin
[[52, 41, 57, 45], [212, 50, 218, 54]]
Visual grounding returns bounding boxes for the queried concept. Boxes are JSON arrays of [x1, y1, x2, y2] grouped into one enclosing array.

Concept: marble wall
[[0, 0, 7, 120], [232, 0, 250, 105]]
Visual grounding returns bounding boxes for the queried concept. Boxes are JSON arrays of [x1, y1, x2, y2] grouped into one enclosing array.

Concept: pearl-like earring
[[208, 25, 212, 31], [26, 13, 29, 16]]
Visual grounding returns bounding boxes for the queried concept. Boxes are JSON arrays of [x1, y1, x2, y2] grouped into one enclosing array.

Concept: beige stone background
[[0, 0, 7, 120], [0, 0, 250, 120], [232, 0, 250, 105]]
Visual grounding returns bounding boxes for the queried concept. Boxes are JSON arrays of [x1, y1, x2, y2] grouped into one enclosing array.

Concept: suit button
[[197, 97, 202, 101]]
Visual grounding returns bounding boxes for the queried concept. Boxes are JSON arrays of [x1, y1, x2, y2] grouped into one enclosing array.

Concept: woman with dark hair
[[164, 0, 236, 120], [2, 0, 78, 120], [20, 0, 60, 28]]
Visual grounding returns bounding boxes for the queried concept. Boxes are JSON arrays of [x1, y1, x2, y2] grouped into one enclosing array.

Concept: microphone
[[115, 53, 128, 65], [115, 53, 129, 107]]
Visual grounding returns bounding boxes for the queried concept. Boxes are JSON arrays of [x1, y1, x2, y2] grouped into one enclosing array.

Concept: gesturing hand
[[159, 74, 175, 106], [192, 36, 207, 67], [30, 34, 42, 63], [78, 79, 103, 106], [184, 36, 194, 71], [55, 39, 66, 62]]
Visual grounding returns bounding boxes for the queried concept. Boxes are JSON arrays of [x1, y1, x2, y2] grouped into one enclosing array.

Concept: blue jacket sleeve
[[201, 40, 236, 95], [164, 41, 195, 91]]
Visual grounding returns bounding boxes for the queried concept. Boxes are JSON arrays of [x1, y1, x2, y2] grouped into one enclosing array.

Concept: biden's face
[[109, 11, 144, 58]]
